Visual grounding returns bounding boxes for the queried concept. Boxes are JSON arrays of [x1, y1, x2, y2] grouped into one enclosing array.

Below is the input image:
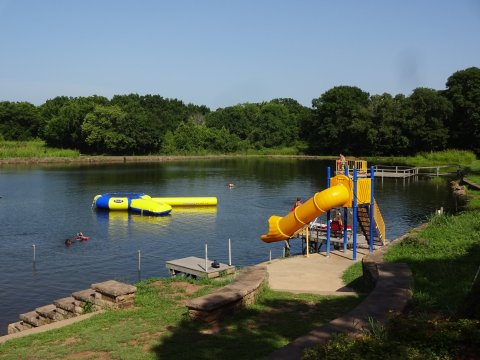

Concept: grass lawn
[[384, 211, 480, 315], [465, 158, 480, 187], [0, 277, 362, 360], [305, 210, 480, 359], [0, 140, 79, 158]]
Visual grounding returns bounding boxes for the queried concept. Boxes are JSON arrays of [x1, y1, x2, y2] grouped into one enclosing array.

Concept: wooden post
[[269, 250, 272, 261], [32, 244, 36, 263], [138, 250, 141, 271], [305, 226, 309, 257], [205, 244, 208, 273], [228, 238, 232, 266]]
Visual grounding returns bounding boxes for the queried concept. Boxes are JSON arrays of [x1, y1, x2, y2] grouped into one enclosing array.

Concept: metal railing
[[336, 159, 368, 174], [373, 199, 386, 244], [371, 165, 460, 178], [371, 165, 417, 178]]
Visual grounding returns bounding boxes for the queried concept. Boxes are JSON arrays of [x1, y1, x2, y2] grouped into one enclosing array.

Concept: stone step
[[72, 288, 98, 303], [71, 289, 103, 310], [6, 280, 138, 337], [54, 296, 84, 315], [7, 320, 33, 334], [91, 280, 137, 309], [36, 304, 69, 321], [19, 310, 52, 327]]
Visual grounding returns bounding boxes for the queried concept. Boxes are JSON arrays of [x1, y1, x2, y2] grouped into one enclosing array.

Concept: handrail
[[336, 159, 368, 174], [373, 199, 386, 245], [371, 164, 460, 178]]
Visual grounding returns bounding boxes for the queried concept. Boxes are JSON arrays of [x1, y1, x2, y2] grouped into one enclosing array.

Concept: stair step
[[36, 304, 70, 321], [19, 310, 52, 327], [71, 289, 103, 310], [7, 320, 33, 334], [72, 289, 98, 303], [54, 296, 83, 315]]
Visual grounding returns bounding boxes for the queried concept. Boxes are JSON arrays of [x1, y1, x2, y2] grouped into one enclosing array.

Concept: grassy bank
[[368, 149, 477, 167], [0, 140, 79, 158], [0, 277, 362, 359], [305, 210, 480, 359]]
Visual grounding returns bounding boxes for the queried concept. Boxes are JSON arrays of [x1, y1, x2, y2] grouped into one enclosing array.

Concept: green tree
[[162, 120, 241, 155], [368, 94, 410, 155], [204, 126, 241, 153], [160, 130, 177, 154], [270, 98, 310, 146], [42, 96, 109, 150], [251, 102, 292, 148], [0, 102, 42, 140], [39, 96, 72, 137], [171, 120, 206, 154], [404, 88, 451, 153], [307, 86, 371, 155], [111, 94, 209, 152], [445, 67, 480, 154], [81, 105, 135, 154], [206, 104, 260, 141]]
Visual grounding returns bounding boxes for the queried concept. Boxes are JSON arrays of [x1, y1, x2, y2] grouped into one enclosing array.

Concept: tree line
[[0, 67, 479, 156]]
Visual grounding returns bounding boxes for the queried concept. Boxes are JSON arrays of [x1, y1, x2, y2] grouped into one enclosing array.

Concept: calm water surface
[[0, 159, 460, 334]]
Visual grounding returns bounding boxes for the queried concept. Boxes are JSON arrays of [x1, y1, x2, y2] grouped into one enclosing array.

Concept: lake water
[[0, 158, 461, 334]]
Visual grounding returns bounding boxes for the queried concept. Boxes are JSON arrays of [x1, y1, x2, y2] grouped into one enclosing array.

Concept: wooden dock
[[371, 165, 460, 178], [166, 256, 235, 278]]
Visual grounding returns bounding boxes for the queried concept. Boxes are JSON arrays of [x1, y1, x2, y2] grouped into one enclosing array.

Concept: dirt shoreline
[[0, 154, 334, 165]]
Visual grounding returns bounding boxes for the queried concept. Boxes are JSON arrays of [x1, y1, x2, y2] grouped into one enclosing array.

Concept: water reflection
[[172, 206, 218, 215]]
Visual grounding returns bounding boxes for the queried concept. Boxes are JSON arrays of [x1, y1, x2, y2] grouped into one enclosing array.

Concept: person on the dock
[[339, 153, 346, 170], [333, 210, 343, 227]]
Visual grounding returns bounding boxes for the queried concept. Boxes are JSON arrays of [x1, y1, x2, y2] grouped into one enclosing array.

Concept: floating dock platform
[[166, 256, 235, 278]]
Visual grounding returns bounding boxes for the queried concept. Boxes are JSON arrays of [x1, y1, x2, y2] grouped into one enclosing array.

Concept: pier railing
[[371, 165, 417, 178], [415, 165, 461, 176], [371, 165, 460, 178]]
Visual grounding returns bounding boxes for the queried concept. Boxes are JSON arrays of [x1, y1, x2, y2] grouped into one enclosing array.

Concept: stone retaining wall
[[7, 280, 136, 335], [186, 265, 267, 323]]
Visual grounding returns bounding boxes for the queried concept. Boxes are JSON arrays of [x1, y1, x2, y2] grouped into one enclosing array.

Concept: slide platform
[[260, 182, 350, 243]]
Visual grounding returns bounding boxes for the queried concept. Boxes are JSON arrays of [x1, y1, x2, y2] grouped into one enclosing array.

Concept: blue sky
[[0, 0, 479, 110]]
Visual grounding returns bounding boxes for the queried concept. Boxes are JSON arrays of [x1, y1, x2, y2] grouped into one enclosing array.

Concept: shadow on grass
[[343, 275, 373, 294], [152, 294, 362, 360]]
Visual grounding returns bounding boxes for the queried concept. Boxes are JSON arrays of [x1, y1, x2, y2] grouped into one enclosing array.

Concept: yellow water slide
[[261, 175, 351, 243]]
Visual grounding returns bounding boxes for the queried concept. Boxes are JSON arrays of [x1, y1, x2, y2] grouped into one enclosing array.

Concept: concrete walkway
[[265, 238, 413, 360], [267, 262, 412, 360], [267, 249, 369, 295]]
